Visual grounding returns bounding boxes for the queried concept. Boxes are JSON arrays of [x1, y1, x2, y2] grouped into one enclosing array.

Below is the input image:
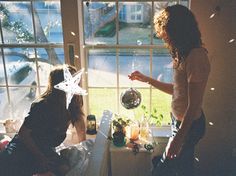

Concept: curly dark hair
[[40, 64, 84, 125], [154, 4, 202, 65]]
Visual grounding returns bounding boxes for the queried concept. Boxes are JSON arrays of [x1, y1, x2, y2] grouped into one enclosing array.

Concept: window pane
[[33, 1, 63, 43], [151, 51, 172, 124], [179, 1, 189, 7], [0, 2, 34, 43], [36, 47, 64, 65], [0, 87, 9, 120], [83, 2, 116, 45], [152, 52, 172, 83], [36, 48, 64, 86], [3, 47, 62, 88], [88, 49, 117, 87], [7, 87, 33, 119], [4, 48, 37, 86], [151, 88, 171, 125], [0, 53, 6, 85], [0, 55, 8, 120], [88, 88, 117, 121], [119, 2, 151, 45], [119, 49, 150, 87]]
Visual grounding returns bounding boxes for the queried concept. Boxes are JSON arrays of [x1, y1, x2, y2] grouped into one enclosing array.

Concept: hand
[[166, 132, 184, 159], [128, 71, 148, 82]]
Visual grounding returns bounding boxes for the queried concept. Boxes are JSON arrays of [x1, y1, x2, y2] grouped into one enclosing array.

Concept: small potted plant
[[141, 105, 164, 127], [112, 117, 130, 147]]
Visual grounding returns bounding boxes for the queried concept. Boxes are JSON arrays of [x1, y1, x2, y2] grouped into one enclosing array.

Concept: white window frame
[[78, 0, 189, 117], [0, 0, 64, 119]]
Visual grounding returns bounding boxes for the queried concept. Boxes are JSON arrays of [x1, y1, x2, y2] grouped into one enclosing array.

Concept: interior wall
[[60, 0, 81, 67], [191, 0, 236, 175], [60, 0, 89, 116]]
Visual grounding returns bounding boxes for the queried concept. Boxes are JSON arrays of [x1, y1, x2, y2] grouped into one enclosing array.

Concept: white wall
[[191, 0, 236, 175]]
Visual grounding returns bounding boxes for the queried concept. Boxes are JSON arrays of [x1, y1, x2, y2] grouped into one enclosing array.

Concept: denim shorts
[[152, 111, 206, 176], [171, 112, 206, 147]]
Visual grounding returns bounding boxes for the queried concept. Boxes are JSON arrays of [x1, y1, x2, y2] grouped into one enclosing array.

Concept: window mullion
[[116, 0, 120, 113], [30, 1, 41, 96], [116, 0, 119, 45], [149, 48, 153, 115], [116, 48, 120, 114], [78, 0, 89, 116], [0, 48, 10, 104], [151, 0, 154, 45], [0, 13, 11, 104]]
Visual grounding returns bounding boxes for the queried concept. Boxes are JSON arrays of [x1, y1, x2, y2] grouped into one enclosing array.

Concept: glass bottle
[[139, 115, 149, 140]]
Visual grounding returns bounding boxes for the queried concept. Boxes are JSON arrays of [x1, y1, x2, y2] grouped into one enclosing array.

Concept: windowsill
[[150, 125, 172, 138]]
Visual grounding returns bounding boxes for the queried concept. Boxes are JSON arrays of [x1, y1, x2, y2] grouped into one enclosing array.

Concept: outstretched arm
[[128, 71, 173, 95]]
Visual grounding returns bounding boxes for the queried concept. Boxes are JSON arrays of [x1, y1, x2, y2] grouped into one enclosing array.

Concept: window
[[136, 5, 142, 11], [0, 1, 64, 120], [131, 15, 135, 20], [137, 14, 141, 21], [80, 0, 189, 124], [0, 0, 190, 125]]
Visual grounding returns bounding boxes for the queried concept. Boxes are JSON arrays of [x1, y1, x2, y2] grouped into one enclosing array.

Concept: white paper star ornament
[[54, 67, 87, 109]]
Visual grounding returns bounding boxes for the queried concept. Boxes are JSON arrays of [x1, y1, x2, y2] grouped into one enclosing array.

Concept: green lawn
[[88, 88, 172, 125]]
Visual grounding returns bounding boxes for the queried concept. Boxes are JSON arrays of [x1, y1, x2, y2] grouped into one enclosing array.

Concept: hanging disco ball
[[120, 88, 142, 109]]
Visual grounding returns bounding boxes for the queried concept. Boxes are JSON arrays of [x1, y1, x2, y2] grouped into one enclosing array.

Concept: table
[[85, 110, 172, 176], [110, 141, 153, 176], [109, 126, 171, 176]]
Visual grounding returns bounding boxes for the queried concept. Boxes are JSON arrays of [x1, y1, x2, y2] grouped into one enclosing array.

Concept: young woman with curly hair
[[0, 65, 86, 176], [129, 4, 210, 176]]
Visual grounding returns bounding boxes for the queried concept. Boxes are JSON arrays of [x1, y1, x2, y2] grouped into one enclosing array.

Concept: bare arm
[[74, 116, 86, 142], [128, 71, 173, 95]]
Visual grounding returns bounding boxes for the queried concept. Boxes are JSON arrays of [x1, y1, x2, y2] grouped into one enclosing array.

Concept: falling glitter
[[210, 87, 215, 91], [209, 122, 214, 126], [209, 13, 216, 19], [229, 39, 235, 43], [54, 66, 87, 109], [137, 40, 143, 46]]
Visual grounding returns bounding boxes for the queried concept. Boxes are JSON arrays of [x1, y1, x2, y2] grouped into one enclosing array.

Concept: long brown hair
[[40, 64, 84, 125], [154, 4, 202, 65]]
